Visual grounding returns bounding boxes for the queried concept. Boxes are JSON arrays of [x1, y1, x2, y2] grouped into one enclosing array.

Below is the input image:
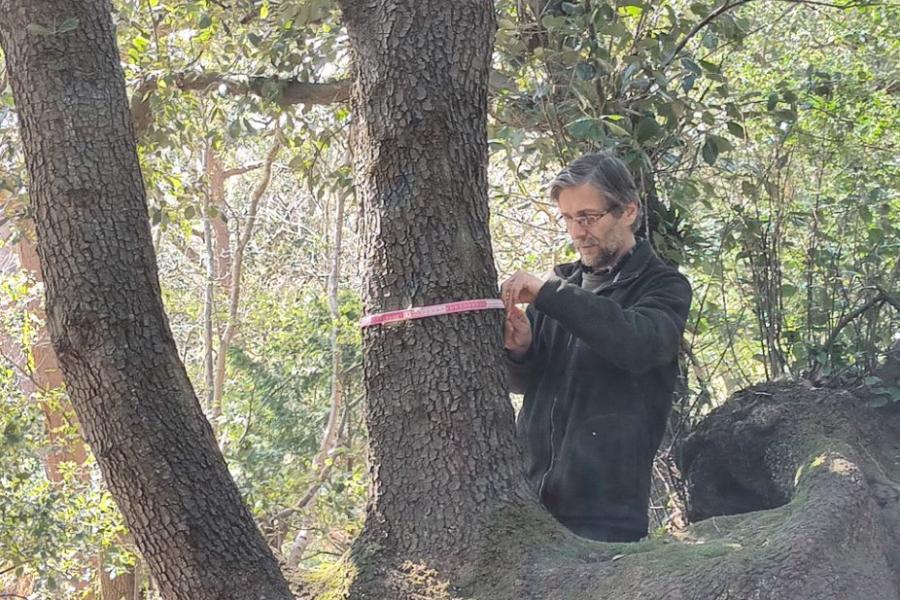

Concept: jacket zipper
[[537, 392, 557, 505], [538, 332, 575, 504]]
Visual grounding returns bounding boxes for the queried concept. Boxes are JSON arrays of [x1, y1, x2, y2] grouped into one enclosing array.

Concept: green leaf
[[701, 136, 719, 165], [781, 283, 798, 297], [681, 57, 702, 75], [575, 62, 596, 80], [766, 92, 778, 111], [708, 134, 733, 152], [635, 116, 663, 143], [603, 119, 630, 137], [727, 121, 746, 139], [690, 3, 710, 17], [567, 117, 601, 141], [618, 5, 643, 17], [198, 13, 213, 29], [741, 181, 757, 197], [3, 421, 21, 445]]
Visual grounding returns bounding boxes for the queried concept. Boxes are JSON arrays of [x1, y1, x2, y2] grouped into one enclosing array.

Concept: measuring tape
[[360, 298, 505, 328]]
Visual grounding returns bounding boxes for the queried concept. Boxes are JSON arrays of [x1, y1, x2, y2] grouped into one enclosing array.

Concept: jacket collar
[[555, 238, 654, 291]]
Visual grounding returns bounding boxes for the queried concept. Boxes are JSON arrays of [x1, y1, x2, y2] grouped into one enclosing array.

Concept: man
[[500, 152, 692, 542]]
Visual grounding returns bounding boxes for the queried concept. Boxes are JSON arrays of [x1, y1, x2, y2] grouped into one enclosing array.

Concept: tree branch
[[663, 0, 874, 69], [210, 134, 283, 426], [663, 0, 753, 68], [222, 162, 263, 179], [821, 293, 886, 354], [874, 284, 900, 313], [131, 73, 351, 137]]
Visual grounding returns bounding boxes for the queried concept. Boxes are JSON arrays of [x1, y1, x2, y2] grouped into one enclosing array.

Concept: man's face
[[557, 184, 637, 269]]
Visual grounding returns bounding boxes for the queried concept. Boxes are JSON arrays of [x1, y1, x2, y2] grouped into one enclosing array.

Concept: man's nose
[[568, 221, 588, 237], [569, 223, 588, 240]]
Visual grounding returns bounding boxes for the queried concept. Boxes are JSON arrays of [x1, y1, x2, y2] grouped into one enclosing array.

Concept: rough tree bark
[[445, 381, 900, 600], [0, 2, 292, 598], [335, 0, 546, 584]]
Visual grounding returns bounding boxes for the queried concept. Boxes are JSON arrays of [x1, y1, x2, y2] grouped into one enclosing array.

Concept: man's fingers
[[504, 279, 518, 312], [501, 279, 512, 312]]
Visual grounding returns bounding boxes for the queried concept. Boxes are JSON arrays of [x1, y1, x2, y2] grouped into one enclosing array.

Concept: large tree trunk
[[490, 381, 899, 600], [0, 2, 292, 598], [336, 0, 546, 583]]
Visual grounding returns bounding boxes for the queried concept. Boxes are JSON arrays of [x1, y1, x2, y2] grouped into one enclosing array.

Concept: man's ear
[[621, 202, 638, 229]]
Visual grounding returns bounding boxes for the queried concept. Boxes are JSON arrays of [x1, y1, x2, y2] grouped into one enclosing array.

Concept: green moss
[[302, 555, 356, 600]]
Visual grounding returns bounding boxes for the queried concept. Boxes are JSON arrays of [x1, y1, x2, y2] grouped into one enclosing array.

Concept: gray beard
[[581, 242, 620, 270]]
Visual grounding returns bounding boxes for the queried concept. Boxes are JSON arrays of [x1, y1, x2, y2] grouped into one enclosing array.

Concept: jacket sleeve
[[503, 304, 545, 394], [532, 270, 692, 373]]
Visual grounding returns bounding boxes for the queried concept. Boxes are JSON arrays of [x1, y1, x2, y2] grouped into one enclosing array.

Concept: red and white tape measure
[[360, 298, 504, 328]]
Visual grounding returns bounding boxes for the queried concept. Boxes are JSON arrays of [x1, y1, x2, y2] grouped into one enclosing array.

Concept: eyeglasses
[[556, 209, 612, 228]]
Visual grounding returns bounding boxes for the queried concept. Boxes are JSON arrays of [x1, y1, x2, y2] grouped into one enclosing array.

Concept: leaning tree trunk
[[464, 381, 900, 600], [336, 0, 544, 584], [0, 2, 292, 599]]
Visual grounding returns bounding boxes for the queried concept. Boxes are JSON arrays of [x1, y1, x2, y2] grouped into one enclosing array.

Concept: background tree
[[0, 1, 292, 597]]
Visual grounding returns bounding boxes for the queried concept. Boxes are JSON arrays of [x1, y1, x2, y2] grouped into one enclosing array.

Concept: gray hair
[[549, 153, 643, 233]]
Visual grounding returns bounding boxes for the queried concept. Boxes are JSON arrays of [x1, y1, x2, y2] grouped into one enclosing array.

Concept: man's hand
[[504, 304, 532, 360], [500, 270, 544, 312]]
